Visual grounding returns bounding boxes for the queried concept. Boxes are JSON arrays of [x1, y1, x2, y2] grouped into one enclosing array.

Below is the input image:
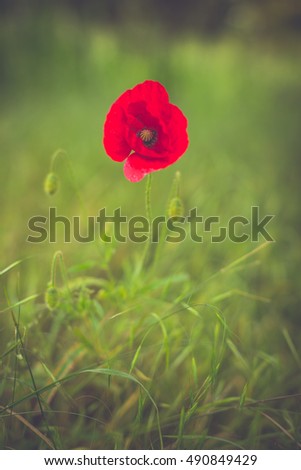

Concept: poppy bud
[[168, 196, 184, 219], [45, 285, 60, 310], [44, 172, 59, 196]]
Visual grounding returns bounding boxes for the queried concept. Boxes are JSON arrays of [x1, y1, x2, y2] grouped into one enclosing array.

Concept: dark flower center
[[137, 128, 157, 147]]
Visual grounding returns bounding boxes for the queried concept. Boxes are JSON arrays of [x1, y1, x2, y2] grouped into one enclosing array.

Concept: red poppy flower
[[103, 80, 189, 182]]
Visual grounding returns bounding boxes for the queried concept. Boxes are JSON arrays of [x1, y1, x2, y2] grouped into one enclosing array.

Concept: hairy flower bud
[[44, 172, 59, 196], [45, 286, 60, 310], [168, 196, 184, 219]]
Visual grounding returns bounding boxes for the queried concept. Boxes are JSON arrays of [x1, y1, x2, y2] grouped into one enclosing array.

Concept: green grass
[[0, 12, 301, 449]]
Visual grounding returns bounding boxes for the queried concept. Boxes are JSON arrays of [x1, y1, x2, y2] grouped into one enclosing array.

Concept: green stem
[[50, 250, 69, 292], [142, 174, 153, 269], [50, 148, 66, 172], [145, 173, 153, 242]]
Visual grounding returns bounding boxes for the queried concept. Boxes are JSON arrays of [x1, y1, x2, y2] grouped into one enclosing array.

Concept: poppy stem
[[50, 250, 69, 291], [145, 173, 153, 241], [143, 174, 153, 268], [50, 148, 67, 172]]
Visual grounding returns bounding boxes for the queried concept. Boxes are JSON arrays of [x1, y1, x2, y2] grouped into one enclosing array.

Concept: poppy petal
[[103, 103, 131, 162], [128, 80, 170, 110], [123, 152, 173, 182], [166, 104, 189, 158]]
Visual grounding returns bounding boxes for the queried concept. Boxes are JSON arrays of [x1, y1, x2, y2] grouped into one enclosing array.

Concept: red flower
[[103, 80, 189, 182]]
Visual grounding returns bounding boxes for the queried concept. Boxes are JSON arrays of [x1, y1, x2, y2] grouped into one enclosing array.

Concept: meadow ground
[[0, 12, 301, 449]]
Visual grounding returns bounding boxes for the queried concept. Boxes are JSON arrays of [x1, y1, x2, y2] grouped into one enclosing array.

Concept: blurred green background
[[0, 0, 301, 449]]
